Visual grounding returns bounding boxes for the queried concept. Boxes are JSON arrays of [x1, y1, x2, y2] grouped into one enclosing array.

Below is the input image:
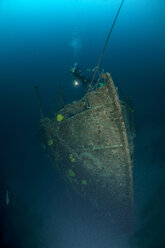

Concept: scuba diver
[[70, 63, 93, 87]]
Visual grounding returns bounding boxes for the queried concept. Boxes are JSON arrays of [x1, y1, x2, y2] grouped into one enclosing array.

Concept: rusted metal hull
[[39, 73, 135, 232]]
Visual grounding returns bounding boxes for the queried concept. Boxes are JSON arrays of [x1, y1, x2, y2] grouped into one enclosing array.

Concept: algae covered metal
[[39, 73, 135, 231]]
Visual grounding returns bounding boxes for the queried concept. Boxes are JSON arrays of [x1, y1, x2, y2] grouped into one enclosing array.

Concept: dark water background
[[0, 0, 165, 247]]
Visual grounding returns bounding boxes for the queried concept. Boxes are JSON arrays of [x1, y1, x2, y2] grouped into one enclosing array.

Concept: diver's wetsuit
[[71, 64, 98, 87], [72, 66, 90, 87]]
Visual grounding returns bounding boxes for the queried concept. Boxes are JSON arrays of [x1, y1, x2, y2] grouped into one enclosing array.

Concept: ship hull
[[39, 73, 134, 232]]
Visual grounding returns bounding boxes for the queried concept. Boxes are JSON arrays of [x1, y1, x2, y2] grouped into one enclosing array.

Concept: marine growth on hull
[[38, 72, 135, 232]]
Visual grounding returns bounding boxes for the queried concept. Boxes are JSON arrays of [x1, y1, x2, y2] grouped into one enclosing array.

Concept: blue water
[[0, 0, 165, 247]]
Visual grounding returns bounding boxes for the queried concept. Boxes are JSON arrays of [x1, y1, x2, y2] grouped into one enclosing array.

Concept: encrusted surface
[[39, 73, 134, 232]]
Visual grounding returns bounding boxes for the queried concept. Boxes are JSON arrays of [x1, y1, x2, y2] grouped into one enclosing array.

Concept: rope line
[[89, 0, 125, 90]]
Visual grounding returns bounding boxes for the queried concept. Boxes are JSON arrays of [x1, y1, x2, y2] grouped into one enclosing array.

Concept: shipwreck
[[36, 72, 135, 232]]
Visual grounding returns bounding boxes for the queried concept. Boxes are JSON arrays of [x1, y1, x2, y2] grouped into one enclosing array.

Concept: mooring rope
[[89, 0, 125, 90]]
